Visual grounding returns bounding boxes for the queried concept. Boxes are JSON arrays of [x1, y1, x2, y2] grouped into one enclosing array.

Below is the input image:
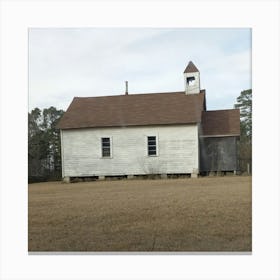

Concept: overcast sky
[[29, 28, 251, 112]]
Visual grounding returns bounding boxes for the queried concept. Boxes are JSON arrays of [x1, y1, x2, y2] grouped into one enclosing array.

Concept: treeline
[[28, 107, 64, 183]]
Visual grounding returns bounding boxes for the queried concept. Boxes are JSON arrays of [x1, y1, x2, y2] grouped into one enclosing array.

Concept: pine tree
[[235, 89, 252, 140]]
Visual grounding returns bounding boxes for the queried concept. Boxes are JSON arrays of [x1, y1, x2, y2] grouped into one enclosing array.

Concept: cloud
[[28, 28, 251, 111]]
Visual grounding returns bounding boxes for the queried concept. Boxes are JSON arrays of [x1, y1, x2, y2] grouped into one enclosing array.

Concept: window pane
[[148, 147, 156, 152], [102, 148, 110, 157], [148, 136, 156, 141], [148, 140, 156, 145], [102, 138, 110, 144], [102, 142, 110, 147], [148, 149, 157, 156], [148, 142, 156, 147]]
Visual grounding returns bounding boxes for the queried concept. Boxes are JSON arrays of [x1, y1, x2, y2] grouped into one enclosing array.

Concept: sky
[[29, 28, 251, 112]]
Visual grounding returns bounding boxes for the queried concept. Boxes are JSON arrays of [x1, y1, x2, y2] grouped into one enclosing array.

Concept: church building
[[57, 61, 240, 181]]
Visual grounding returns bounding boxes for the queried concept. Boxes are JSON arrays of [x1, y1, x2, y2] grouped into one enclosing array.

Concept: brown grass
[[28, 176, 252, 252]]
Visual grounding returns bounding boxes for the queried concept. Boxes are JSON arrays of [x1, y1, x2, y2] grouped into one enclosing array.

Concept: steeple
[[184, 61, 200, 94]]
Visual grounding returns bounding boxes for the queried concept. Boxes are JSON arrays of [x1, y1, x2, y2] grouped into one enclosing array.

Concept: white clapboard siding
[[61, 124, 199, 177]]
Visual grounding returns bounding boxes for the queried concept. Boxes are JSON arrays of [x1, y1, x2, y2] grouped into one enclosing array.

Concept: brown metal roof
[[201, 109, 240, 136], [57, 91, 206, 129], [184, 61, 199, 73]]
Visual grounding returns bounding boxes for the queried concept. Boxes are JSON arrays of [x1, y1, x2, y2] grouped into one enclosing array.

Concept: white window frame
[[147, 135, 158, 157], [101, 136, 113, 158]]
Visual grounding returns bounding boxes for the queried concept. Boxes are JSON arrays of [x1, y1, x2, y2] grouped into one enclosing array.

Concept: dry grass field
[[28, 176, 251, 252]]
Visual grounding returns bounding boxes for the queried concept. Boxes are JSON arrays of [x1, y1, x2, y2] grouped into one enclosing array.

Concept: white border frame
[[1, 1, 279, 280]]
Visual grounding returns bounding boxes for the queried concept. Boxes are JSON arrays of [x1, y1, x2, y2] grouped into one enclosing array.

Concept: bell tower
[[184, 61, 200, 94]]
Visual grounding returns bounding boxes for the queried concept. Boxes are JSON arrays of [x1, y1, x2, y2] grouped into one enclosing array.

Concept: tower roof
[[184, 61, 199, 73]]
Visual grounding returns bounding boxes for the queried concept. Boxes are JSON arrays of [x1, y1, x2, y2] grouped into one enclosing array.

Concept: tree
[[28, 107, 64, 182], [28, 108, 47, 177], [41, 107, 64, 173], [234, 89, 252, 173], [234, 89, 252, 140]]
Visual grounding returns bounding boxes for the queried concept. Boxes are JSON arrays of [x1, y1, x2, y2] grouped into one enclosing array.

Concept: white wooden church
[[57, 61, 240, 181]]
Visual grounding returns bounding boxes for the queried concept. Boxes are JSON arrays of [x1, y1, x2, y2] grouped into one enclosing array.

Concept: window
[[101, 137, 111, 158], [187, 76, 195, 86], [147, 136, 157, 156]]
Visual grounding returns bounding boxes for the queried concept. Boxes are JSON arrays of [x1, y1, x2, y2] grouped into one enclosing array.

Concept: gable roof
[[184, 61, 199, 73], [201, 109, 240, 136], [57, 91, 206, 129]]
